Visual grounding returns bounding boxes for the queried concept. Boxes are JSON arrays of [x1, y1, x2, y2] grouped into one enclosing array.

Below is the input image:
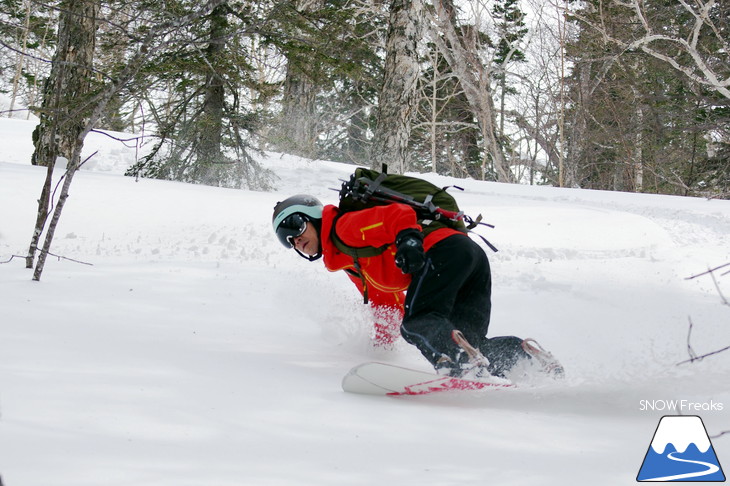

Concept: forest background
[[0, 0, 728, 198]]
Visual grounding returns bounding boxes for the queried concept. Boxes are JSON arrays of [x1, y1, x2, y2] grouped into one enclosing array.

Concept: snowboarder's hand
[[394, 228, 425, 274]]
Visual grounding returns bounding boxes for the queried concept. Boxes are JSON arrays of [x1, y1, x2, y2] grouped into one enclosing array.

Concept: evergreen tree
[[269, 0, 324, 159], [125, 0, 272, 189], [265, 0, 385, 165], [315, 3, 385, 166]]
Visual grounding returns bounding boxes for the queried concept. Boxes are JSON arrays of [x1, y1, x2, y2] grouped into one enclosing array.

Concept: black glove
[[394, 228, 425, 274]]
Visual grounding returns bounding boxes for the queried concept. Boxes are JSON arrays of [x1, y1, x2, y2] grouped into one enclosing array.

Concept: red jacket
[[320, 203, 462, 313]]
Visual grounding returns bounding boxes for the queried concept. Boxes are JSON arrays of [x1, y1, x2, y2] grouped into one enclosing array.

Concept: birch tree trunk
[[633, 100, 644, 192], [370, 0, 424, 173], [9, 0, 32, 117]]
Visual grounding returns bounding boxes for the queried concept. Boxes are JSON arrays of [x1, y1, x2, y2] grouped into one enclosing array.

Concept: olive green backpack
[[331, 166, 497, 260]]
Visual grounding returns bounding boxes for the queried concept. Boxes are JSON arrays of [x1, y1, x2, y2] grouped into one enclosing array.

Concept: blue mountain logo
[[637, 415, 725, 482]]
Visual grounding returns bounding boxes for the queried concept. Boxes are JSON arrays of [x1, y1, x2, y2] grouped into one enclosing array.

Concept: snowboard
[[341, 361, 514, 396]]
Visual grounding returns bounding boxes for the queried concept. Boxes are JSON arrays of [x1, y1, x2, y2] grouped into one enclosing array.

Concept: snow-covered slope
[[1, 119, 729, 485]]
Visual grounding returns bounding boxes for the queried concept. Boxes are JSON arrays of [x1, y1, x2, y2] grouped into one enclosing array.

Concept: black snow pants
[[400, 234, 529, 377]]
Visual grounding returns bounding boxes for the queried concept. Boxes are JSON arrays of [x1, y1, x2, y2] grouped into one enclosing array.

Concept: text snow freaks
[[639, 400, 724, 412]]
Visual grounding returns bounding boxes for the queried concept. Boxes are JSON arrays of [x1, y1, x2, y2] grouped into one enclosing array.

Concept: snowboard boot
[[479, 336, 529, 378], [478, 336, 564, 381], [520, 338, 565, 378], [433, 330, 491, 379]]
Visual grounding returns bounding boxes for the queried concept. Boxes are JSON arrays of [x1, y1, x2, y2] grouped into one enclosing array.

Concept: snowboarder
[[272, 194, 562, 379]]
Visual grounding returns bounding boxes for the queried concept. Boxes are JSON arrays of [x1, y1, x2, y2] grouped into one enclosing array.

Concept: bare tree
[[1, 0, 56, 120], [8, 0, 33, 117], [428, 0, 512, 182], [412, 48, 472, 174], [570, 0, 730, 101], [679, 263, 730, 365], [504, 0, 565, 185]]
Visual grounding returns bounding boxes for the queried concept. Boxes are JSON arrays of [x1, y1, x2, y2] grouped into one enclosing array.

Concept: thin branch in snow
[[89, 129, 150, 149], [31, 248, 94, 266], [686, 262, 730, 279], [681, 316, 700, 364], [686, 263, 730, 306], [677, 343, 730, 365], [0, 251, 92, 267], [0, 255, 29, 264], [677, 263, 729, 365]]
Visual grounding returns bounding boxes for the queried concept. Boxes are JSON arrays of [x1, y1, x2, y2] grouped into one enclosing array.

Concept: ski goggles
[[275, 213, 308, 248]]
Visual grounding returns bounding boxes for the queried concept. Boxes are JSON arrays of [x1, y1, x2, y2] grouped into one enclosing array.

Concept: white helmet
[[272, 194, 323, 259]]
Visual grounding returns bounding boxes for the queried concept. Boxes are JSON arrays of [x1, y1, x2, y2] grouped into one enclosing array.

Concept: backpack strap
[[469, 230, 499, 253], [462, 214, 499, 252], [348, 260, 369, 304], [358, 172, 388, 203]]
